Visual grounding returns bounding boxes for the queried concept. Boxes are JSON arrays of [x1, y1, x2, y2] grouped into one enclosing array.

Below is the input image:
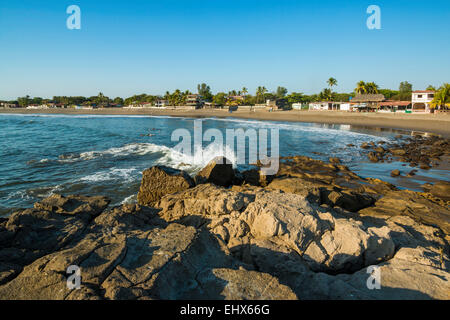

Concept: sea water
[[1, 113, 448, 216]]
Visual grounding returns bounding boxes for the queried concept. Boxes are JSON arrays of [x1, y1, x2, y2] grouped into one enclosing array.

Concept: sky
[[0, 0, 449, 100]]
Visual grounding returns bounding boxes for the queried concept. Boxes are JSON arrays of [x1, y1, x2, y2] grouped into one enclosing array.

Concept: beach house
[[350, 94, 385, 112], [308, 102, 350, 111], [186, 94, 203, 109], [154, 100, 169, 108], [378, 101, 412, 113], [411, 90, 435, 112]]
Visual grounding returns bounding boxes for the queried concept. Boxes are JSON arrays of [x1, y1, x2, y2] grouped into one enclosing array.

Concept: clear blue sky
[[1, 0, 449, 100]]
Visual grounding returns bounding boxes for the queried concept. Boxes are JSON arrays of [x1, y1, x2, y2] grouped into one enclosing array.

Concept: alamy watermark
[[66, 265, 81, 290], [171, 120, 279, 175], [366, 265, 381, 290], [66, 5, 81, 30], [66, 5, 380, 31], [367, 5, 381, 30]]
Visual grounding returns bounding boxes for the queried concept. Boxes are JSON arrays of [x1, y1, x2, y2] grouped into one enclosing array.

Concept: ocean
[[1, 113, 448, 216]]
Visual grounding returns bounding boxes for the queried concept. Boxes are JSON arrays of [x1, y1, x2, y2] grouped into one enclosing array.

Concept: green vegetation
[[6, 80, 448, 110], [430, 83, 450, 110], [354, 81, 380, 94]]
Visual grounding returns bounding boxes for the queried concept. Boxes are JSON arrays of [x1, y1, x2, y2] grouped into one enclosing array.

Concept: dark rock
[[195, 156, 235, 187], [323, 190, 375, 212], [391, 170, 401, 177], [390, 149, 406, 156], [419, 163, 431, 170], [329, 157, 341, 164], [368, 152, 379, 162]]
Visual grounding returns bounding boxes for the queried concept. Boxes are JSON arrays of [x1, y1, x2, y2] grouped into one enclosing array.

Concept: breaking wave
[[56, 142, 237, 174]]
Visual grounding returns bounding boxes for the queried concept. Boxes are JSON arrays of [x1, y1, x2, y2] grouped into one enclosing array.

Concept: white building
[[154, 100, 168, 108], [308, 102, 350, 111], [412, 90, 435, 112]]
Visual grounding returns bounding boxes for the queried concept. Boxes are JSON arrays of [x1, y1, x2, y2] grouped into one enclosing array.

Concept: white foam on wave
[[154, 141, 237, 173], [57, 141, 237, 173], [58, 143, 163, 163], [121, 194, 137, 205], [5, 190, 33, 201], [80, 168, 139, 183]]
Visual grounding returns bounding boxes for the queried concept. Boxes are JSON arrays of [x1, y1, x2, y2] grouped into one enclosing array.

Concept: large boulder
[[137, 166, 195, 206], [195, 156, 235, 187]]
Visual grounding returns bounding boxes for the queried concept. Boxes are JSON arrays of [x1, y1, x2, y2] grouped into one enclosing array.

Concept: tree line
[[3, 80, 449, 109]]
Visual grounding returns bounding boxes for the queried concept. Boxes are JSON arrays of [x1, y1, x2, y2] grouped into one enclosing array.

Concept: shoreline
[[2, 108, 450, 137]]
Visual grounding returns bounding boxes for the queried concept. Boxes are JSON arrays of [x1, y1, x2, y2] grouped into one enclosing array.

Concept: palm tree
[[327, 78, 337, 91], [241, 87, 248, 96], [366, 82, 379, 94], [320, 88, 333, 101], [355, 81, 367, 94], [256, 86, 267, 103], [426, 85, 436, 91], [431, 83, 450, 110]]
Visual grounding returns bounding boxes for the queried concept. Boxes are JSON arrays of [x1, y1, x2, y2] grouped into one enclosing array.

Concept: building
[[186, 94, 203, 108], [292, 103, 307, 110], [378, 101, 412, 113], [308, 101, 349, 111], [350, 94, 385, 112], [0, 102, 19, 108], [412, 90, 435, 112], [154, 100, 168, 108]]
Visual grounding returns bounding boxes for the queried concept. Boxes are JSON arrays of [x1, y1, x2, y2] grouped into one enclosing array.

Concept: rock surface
[[195, 156, 235, 187], [137, 166, 195, 206], [1, 154, 449, 300]]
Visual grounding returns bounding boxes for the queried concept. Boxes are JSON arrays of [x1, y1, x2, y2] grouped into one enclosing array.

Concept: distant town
[[1, 80, 449, 114]]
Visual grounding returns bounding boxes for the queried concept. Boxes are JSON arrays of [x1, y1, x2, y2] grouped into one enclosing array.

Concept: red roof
[[379, 101, 411, 106]]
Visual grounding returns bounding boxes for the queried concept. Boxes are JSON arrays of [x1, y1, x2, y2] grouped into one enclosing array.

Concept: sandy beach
[[2, 108, 450, 137]]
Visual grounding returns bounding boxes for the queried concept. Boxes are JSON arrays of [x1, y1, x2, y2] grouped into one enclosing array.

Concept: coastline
[[2, 108, 450, 137]]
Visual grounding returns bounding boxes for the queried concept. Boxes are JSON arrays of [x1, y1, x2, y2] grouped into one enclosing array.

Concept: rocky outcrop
[[359, 190, 450, 234], [428, 181, 450, 202], [0, 153, 449, 300], [0, 197, 297, 300], [195, 156, 235, 187], [360, 135, 450, 170], [137, 166, 195, 206]]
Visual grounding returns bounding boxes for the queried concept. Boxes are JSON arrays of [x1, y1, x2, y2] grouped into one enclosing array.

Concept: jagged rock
[[368, 152, 379, 162], [359, 190, 450, 234], [322, 190, 375, 212], [195, 156, 235, 187], [419, 163, 431, 170], [0, 194, 109, 267], [390, 169, 400, 177], [374, 146, 385, 154], [137, 166, 195, 206], [156, 184, 254, 225], [196, 268, 297, 300], [1, 157, 449, 300], [390, 148, 406, 156], [266, 177, 322, 202], [329, 157, 341, 164], [429, 181, 450, 201]]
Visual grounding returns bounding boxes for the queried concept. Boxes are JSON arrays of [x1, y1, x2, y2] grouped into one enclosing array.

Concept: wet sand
[[2, 108, 450, 137]]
